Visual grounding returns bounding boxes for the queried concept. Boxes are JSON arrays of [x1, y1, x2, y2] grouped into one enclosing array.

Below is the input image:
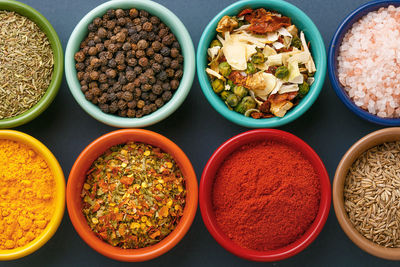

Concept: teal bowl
[[197, 0, 327, 128], [65, 0, 195, 128], [0, 0, 63, 129]]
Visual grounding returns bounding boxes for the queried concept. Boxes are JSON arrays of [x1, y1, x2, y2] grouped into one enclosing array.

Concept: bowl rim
[[0, 0, 64, 129], [199, 129, 331, 262], [66, 129, 198, 262], [65, 0, 195, 128], [333, 127, 400, 260], [0, 130, 65, 261], [328, 0, 400, 126], [196, 0, 327, 128]]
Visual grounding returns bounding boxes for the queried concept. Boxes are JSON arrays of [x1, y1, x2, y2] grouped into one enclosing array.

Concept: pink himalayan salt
[[337, 5, 400, 118]]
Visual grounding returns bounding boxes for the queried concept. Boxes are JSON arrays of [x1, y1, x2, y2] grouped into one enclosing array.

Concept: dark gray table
[[3, 0, 396, 266]]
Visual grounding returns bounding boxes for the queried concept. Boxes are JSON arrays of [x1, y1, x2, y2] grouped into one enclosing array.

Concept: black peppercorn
[[81, 85, 88, 92], [135, 110, 143, 118], [99, 103, 109, 113], [143, 22, 153, 32], [137, 100, 145, 109], [170, 48, 179, 58], [127, 109, 136, 117], [170, 79, 179, 90], [127, 100, 137, 109], [155, 98, 164, 108], [76, 62, 85, 71], [152, 84, 162, 95], [129, 8, 139, 18], [109, 101, 118, 113], [162, 57, 171, 67], [160, 46, 170, 57], [85, 91, 94, 101], [157, 71, 167, 81], [162, 90, 172, 102], [74, 51, 85, 62]]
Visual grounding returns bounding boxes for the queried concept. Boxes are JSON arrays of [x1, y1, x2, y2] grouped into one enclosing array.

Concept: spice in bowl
[[75, 9, 184, 118], [0, 11, 54, 120], [0, 139, 55, 249], [337, 5, 400, 118], [212, 140, 320, 250], [81, 142, 186, 249], [344, 141, 400, 247], [206, 8, 316, 119]]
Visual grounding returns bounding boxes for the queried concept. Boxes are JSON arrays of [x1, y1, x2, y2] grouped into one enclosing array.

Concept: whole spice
[[213, 141, 320, 251], [82, 142, 186, 249], [344, 141, 400, 248], [75, 9, 184, 118], [0, 11, 54, 119], [0, 140, 55, 249]]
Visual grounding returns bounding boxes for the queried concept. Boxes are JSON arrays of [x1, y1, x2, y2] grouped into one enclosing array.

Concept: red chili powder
[[212, 140, 320, 251]]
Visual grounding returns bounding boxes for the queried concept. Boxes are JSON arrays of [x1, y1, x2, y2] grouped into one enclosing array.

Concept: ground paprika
[[212, 140, 320, 251]]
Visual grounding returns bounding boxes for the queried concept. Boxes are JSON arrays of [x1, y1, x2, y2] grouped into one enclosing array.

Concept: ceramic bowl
[[328, 0, 400, 126], [0, 0, 63, 128], [196, 0, 327, 128], [333, 127, 400, 260], [0, 130, 65, 261], [66, 129, 198, 262], [65, 0, 195, 128], [199, 129, 331, 261]]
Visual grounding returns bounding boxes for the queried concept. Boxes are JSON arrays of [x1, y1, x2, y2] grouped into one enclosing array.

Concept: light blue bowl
[[328, 0, 400, 126], [65, 0, 195, 128], [197, 0, 327, 128]]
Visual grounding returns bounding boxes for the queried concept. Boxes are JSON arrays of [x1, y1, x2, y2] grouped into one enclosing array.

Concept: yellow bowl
[[0, 130, 65, 261]]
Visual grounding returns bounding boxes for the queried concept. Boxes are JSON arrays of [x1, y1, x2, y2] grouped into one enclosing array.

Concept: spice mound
[[206, 8, 316, 119], [75, 8, 184, 118], [344, 141, 400, 248], [0, 11, 54, 120], [0, 140, 55, 249], [338, 5, 400, 118], [81, 142, 186, 249], [212, 141, 320, 251]]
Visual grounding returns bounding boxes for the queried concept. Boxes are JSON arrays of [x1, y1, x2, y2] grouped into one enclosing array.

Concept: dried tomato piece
[[251, 112, 264, 119], [259, 101, 271, 113], [238, 8, 253, 17], [228, 71, 247, 86], [245, 8, 291, 34]]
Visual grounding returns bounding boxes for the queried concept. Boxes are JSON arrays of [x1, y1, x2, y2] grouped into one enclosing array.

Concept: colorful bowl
[[66, 129, 198, 262], [0, 130, 65, 261], [328, 0, 400, 126], [199, 129, 331, 261], [0, 0, 63, 129], [333, 127, 400, 260], [65, 0, 195, 128], [196, 0, 327, 128]]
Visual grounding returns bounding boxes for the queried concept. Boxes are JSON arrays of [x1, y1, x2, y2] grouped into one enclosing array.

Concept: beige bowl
[[333, 127, 400, 260]]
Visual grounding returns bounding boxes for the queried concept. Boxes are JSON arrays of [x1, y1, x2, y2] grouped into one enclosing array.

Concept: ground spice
[[82, 142, 186, 249], [212, 140, 320, 251], [0, 140, 55, 249], [0, 11, 54, 119]]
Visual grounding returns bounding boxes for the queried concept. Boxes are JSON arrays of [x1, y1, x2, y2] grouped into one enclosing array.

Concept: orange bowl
[[66, 129, 198, 262]]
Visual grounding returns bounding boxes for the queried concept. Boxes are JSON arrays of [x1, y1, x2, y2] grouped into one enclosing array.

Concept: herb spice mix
[[0, 11, 54, 119], [81, 142, 186, 249]]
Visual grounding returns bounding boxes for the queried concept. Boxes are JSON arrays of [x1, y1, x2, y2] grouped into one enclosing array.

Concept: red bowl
[[199, 129, 331, 262]]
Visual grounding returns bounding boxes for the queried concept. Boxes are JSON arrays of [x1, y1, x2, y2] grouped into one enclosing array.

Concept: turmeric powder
[[0, 139, 55, 250]]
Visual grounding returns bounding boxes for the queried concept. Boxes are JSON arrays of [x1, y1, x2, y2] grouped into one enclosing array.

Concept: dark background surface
[[1, 0, 396, 266]]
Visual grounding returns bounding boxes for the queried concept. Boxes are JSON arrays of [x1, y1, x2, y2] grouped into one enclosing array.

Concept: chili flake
[[81, 142, 186, 249]]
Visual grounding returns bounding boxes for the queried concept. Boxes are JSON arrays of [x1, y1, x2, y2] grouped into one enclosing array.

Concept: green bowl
[[196, 0, 327, 128], [0, 0, 63, 129], [65, 0, 195, 128]]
